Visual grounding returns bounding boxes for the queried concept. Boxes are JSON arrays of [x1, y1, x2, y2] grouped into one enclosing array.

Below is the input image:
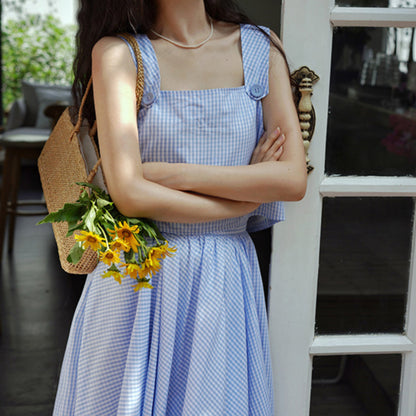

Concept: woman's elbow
[[290, 170, 308, 201], [289, 178, 307, 201], [275, 168, 307, 202], [113, 198, 140, 218], [108, 181, 152, 218]]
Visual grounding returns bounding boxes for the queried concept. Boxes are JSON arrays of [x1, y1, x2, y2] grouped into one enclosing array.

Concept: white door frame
[[268, 1, 416, 415]]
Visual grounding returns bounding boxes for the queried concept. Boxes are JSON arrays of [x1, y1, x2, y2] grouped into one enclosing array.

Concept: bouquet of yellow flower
[[38, 182, 175, 291]]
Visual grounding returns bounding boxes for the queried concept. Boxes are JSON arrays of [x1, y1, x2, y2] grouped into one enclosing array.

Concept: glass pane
[[316, 197, 413, 335], [326, 26, 416, 176], [337, 0, 415, 6], [311, 354, 401, 416]]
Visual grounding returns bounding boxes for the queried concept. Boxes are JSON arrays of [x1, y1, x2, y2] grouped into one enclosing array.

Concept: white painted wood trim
[[320, 176, 416, 197], [398, 208, 416, 415], [269, 1, 335, 415], [310, 334, 414, 355], [331, 6, 416, 27], [275, 2, 416, 415], [405, 207, 416, 343], [398, 353, 416, 416]]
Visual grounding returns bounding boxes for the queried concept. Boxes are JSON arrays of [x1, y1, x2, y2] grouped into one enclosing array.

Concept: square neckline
[[144, 24, 246, 94]]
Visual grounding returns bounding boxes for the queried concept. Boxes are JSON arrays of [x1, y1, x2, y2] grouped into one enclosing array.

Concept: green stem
[[105, 209, 117, 226], [97, 223, 109, 248]]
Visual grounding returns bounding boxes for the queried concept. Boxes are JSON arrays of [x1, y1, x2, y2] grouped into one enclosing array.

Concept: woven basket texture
[[38, 33, 142, 276], [38, 108, 98, 274]]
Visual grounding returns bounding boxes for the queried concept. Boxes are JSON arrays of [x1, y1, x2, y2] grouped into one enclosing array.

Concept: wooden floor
[[0, 165, 401, 415], [0, 165, 85, 416]]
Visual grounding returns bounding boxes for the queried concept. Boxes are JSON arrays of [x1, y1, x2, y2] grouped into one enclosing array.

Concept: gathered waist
[[154, 216, 249, 236]]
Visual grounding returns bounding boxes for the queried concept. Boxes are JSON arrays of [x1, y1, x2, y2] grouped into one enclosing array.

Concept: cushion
[[5, 98, 26, 130], [2, 127, 51, 138], [21, 81, 72, 128], [1, 127, 50, 147], [35, 87, 72, 129]]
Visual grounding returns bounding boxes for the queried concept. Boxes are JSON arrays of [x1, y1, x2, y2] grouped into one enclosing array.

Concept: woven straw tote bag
[[38, 33, 144, 274]]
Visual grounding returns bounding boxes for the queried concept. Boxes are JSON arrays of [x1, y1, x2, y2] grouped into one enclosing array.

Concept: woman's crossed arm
[[92, 36, 259, 223], [92, 34, 306, 223], [141, 33, 307, 203]]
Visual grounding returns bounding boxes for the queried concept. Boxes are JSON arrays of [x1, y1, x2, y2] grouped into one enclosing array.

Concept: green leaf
[[78, 189, 92, 205], [83, 207, 97, 232], [124, 248, 135, 263], [76, 182, 109, 199], [102, 211, 116, 224], [140, 221, 161, 240], [37, 202, 86, 225], [66, 221, 85, 237], [108, 263, 121, 272], [66, 242, 85, 264], [97, 198, 113, 209]]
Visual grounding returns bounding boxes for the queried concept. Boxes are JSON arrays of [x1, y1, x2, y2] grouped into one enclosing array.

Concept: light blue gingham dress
[[53, 24, 284, 416]]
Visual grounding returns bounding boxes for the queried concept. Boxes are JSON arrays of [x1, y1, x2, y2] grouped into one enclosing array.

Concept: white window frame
[[268, 1, 416, 415]]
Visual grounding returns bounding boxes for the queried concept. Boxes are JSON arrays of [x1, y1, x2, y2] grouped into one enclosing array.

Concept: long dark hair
[[73, 0, 288, 124]]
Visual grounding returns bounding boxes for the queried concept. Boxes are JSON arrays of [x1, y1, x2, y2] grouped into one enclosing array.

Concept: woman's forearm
[[143, 157, 306, 203], [110, 177, 260, 223]]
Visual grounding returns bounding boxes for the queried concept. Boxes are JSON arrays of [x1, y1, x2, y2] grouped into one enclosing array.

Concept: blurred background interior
[[0, 0, 415, 415]]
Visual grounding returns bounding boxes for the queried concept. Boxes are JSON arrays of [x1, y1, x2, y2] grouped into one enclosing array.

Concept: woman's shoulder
[[92, 36, 131, 61], [91, 35, 138, 81], [213, 21, 278, 54], [238, 24, 285, 60]]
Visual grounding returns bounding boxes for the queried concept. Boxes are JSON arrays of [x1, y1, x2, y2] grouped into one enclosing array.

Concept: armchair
[[0, 81, 72, 260]]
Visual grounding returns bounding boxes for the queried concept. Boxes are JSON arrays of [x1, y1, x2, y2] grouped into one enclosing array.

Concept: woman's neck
[[153, 0, 211, 45]]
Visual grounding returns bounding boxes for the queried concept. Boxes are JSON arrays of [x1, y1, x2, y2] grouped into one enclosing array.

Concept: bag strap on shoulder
[[119, 33, 144, 113]]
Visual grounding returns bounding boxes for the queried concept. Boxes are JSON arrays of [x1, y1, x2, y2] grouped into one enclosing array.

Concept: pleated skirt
[[53, 226, 274, 415]]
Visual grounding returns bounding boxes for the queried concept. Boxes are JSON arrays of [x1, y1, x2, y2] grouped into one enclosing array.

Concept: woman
[[54, 0, 307, 414]]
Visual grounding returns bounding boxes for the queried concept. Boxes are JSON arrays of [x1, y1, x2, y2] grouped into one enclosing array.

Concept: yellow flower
[[102, 269, 124, 284], [123, 261, 156, 280], [150, 243, 176, 260], [109, 238, 130, 252], [145, 253, 161, 272], [74, 230, 105, 251], [108, 221, 140, 252], [123, 262, 143, 279], [141, 257, 161, 278], [99, 249, 121, 267], [133, 281, 154, 292]]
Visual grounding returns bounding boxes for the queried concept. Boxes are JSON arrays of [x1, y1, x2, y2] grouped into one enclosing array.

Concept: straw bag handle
[[71, 33, 144, 184]]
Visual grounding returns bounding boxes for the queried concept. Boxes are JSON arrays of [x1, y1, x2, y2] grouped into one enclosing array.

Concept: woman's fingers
[[255, 128, 279, 154], [263, 127, 280, 149], [274, 143, 284, 159], [266, 133, 286, 160], [250, 127, 285, 164], [257, 132, 268, 147], [260, 131, 285, 161]]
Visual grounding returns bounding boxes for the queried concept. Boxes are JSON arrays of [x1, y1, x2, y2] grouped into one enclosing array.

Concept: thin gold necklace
[[150, 18, 214, 49]]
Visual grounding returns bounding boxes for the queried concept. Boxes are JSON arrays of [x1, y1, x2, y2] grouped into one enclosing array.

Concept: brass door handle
[[290, 66, 320, 174]]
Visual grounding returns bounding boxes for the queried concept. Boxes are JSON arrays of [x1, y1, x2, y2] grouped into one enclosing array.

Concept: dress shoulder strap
[[118, 33, 160, 109], [240, 24, 271, 101]]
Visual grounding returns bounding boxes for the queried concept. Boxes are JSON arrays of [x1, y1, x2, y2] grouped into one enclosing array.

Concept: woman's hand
[[250, 127, 286, 164]]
